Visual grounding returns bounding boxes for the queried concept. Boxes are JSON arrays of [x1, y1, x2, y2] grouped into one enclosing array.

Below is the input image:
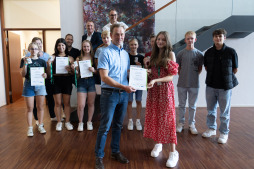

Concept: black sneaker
[[95, 157, 104, 169], [111, 152, 129, 164]]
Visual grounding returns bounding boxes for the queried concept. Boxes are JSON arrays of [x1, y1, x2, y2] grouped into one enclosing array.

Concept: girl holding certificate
[[20, 42, 47, 136], [47, 38, 74, 131], [127, 38, 144, 131], [75, 40, 96, 131], [143, 31, 179, 168]]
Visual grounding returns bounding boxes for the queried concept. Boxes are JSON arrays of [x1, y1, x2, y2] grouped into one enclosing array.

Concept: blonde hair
[[79, 40, 94, 61], [185, 31, 196, 38], [101, 30, 110, 38], [128, 38, 138, 44], [28, 42, 39, 51]]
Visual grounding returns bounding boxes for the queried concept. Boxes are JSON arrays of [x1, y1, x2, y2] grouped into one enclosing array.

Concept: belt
[[102, 88, 125, 93], [83, 77, 93, 79]]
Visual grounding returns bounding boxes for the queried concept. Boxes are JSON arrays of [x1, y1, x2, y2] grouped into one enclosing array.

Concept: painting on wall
[[83, 0, 155, 53]]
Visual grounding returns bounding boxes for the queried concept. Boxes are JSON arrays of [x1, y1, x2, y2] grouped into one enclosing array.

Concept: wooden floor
[[0, 99, 254, 169]]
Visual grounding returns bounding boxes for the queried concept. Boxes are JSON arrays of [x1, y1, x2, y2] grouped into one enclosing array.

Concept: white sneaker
[[136, 120, 142, 131], [151, 143, 162, 157], [38, 124, 46, 134], [87, 122, 93, 130], [65, 122, 73, 130], [176, 123, 184, 133], [218, 133, 228, 144], [189, 124, 198, 135], [166, 151, 179, 168], [128, 119, 133, 130], [202, 129, 216, 138], [27, 127, 34, 137], [78, 122, 84, 131], [56, 122, 62, 131]]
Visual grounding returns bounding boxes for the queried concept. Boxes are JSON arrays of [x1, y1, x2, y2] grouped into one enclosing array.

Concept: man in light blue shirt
[[95, 24, 135, 169]]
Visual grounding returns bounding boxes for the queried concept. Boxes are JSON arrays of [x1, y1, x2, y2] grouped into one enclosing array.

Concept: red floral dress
[[143, 61, 179, 144]]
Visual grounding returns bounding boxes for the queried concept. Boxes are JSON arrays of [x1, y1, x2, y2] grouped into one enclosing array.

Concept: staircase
[[173, 15, 254, 53]]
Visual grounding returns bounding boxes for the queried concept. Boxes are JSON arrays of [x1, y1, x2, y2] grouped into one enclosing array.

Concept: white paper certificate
[[30, 67, 45, 86], [56, 57, 69, 74], [129, 67, 147, 90], [79, 60, 93, 78]]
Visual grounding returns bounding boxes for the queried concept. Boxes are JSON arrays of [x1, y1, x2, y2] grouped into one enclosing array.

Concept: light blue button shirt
[[94, 46, 106, 59], [98, 43, 130, 89]]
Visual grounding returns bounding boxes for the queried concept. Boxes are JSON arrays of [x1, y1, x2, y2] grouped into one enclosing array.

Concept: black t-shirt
[[20, 58, 47, 80], [129, 53, 144, 67], [69, 47, 80, 60]]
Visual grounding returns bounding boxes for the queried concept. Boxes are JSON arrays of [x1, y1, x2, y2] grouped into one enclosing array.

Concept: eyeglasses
[[30, 48, 38, 50], [110, 14, 117, 17]]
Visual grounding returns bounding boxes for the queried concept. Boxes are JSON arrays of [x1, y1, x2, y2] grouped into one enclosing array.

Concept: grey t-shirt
[[176, 48, 204, 88]]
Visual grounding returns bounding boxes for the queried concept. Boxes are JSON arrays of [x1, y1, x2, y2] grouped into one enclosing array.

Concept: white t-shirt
[[86, 32, 94, 41]]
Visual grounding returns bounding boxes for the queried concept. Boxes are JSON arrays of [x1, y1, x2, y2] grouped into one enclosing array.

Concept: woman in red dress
[[143, 31, 179, 168]]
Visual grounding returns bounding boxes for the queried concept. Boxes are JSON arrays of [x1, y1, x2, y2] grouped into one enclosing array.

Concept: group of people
[[20, 9, 238, 169]]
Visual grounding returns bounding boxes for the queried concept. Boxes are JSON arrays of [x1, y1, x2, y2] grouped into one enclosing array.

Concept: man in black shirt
[[65, 34, 80, 60], [202, 28, 239, 144]]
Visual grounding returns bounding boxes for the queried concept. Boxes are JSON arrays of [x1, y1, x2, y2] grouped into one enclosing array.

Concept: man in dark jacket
[[202, 28, 238, 144], [82, 21, 103, 51]]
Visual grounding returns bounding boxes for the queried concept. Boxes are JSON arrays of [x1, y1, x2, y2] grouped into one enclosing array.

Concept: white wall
[[60, 0, 84, 50], [0, 18, 7, 107], [60, 0, 254, 107]]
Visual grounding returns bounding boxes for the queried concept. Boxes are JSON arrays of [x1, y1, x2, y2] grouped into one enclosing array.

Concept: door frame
[[0, 0, 61, 104], [2, 28, 60, 104]]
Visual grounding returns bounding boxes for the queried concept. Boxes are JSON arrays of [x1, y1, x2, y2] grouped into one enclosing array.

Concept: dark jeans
[[95, 89, 128, 158], [33, 79, 55, 120]]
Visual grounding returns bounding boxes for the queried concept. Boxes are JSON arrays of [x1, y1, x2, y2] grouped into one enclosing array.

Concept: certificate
[[129, 67, 147, 90], [30, 67, 45, 86], [56, 57, 69, 74], [79, 60, 93, 78]]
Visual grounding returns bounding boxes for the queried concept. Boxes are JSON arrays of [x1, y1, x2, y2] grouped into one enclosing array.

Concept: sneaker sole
[[202, 133, 216, 138]]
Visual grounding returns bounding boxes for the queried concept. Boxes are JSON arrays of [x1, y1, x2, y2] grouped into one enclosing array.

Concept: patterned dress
[[144, 61, 179, 144]]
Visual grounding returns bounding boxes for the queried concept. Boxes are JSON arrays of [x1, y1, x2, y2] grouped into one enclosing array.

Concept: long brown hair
[[79, 40, 94, 61], [150, 31, 173, 68]]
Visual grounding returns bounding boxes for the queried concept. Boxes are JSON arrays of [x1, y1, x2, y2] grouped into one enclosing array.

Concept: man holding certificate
[[95, 24, 136, 169]]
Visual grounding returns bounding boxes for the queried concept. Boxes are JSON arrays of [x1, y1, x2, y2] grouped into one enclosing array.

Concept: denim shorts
[[128, 90, 143, 102], [22, 79, 47, 97], [77, 77, 96, 93]]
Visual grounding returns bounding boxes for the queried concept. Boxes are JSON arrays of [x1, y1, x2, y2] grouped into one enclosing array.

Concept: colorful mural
[[83, 0, 155, 53]]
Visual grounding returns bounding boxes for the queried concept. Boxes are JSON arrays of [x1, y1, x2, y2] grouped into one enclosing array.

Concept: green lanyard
[[74, 67, 77, 87], [50, 63, 54, 84], [155, 63, 160, 77]]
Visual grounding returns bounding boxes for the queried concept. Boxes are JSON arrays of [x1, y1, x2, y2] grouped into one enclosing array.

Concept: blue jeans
[[177, 87, 199, 126], [95, 89, 128, 158], [206, 86, 232, 134]]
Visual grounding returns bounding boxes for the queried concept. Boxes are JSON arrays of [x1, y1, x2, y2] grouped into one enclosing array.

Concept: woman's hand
[[42, 73, 47, 79], [143, 57, 150, 67], [89, 67, 95, 73], [135, 61, 141, 65], [147, 69, 152, 75], [147, 79, 156, 88], [65, 65, 72, 73]]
